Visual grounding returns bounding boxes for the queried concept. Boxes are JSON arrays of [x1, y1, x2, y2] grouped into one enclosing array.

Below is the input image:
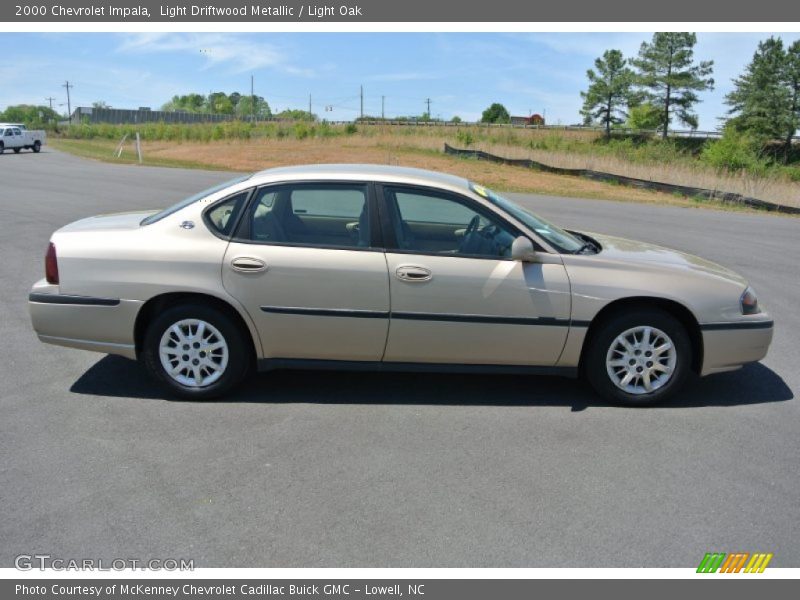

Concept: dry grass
[[50, 136, 791, 214]]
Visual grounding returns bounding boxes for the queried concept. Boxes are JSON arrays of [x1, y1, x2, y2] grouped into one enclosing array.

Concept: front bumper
[[700, 318, 774, 376], [29, 279, 141, 360]]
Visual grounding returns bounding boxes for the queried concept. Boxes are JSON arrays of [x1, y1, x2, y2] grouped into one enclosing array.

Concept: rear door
[[379, 184, 571, 366], [221, 181, 391, 362]]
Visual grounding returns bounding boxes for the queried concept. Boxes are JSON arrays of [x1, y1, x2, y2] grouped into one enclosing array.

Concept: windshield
[[470, 183, 585, 253], [140, 175, 251, 226]]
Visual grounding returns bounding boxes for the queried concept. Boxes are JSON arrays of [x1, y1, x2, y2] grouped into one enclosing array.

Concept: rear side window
[[290, 188, 366, 218], [242, 183, 371, 249], [205, 191, 249, 237]]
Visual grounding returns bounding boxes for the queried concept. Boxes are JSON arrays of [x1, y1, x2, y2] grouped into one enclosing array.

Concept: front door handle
[[231, 256, 268, 273], [395, 265, 432, 282]]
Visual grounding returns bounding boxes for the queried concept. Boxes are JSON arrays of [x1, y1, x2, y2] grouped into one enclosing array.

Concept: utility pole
[[360, 85, 363, 120], [250, 75, 255, 122], [425, 98, 432, 119], [62, 81, 73, 122], [46, 97, 55, 111], [381, 95, 385, 120], [309, 93, 312, 117]]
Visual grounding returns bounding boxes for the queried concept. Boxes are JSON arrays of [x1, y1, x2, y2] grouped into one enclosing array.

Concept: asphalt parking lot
[[1, 149, 798, 567]]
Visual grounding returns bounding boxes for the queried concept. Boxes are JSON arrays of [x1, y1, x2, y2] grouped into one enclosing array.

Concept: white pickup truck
[[0, 124, 46, 154]]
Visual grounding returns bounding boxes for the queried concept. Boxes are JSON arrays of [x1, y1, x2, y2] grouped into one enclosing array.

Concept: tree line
[[160, 92, 274, 119], [580, 32, 800, 160]]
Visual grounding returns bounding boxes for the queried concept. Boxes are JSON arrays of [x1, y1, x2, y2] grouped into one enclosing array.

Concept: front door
[[222, 182, 390, 361], [379, 185, 571, 366]]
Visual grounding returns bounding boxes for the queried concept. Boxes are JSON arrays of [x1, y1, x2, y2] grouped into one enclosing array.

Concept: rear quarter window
[[204, 191, 249, 237]]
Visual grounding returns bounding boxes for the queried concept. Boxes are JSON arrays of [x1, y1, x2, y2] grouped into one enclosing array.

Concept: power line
[[62, 81, 73, 120]]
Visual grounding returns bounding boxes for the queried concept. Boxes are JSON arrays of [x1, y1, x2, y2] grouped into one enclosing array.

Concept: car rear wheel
[[33, 140, 41, 153], [14, 147, 21, 154], [142, 303, 251, 400], [585, 309, 691, 406]]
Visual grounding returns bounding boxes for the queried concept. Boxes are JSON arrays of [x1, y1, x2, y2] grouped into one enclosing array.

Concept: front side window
[[3, 129, 12, 137], [244, 183, 371, 249], [383, 186, 516, 258]]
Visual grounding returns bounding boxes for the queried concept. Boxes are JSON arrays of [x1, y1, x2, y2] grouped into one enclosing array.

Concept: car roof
[[249, 163, 471, 191]]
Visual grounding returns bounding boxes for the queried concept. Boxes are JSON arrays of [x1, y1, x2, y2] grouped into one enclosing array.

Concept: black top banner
[[4, 0, 800, 22]]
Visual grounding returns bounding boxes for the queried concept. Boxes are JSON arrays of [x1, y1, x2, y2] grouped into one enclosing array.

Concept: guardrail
[[443, 143, 800, 215]]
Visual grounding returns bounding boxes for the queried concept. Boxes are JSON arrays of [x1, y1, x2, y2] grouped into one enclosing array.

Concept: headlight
[[740, 286, 760, 315]]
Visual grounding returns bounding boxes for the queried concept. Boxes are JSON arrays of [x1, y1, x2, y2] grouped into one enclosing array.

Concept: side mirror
[[511, 236, 536, 262]]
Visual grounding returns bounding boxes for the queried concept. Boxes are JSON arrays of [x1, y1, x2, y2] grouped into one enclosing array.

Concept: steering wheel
[[464, 215, 480, 237], [458, 215, 481, 253]]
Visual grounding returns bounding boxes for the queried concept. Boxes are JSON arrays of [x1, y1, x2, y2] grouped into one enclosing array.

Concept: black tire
[[0, 143, 4, 155], [142, 302, 251, 400], [13, 147, 21, 154], [33, 140, 41, 153], [584, 309, 691, 406]]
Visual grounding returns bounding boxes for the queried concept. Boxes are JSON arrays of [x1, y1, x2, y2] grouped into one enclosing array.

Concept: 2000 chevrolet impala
[[29, 165, 773, 405]]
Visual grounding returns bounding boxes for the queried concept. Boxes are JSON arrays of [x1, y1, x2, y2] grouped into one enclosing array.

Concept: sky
[[2, 32, 800, 129]]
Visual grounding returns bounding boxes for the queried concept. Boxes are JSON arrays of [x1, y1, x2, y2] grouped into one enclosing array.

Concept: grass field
[[49, 125, 799, 214]]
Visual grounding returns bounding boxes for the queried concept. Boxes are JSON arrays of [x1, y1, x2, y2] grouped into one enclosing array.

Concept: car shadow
[[70, 356, 793, 410]]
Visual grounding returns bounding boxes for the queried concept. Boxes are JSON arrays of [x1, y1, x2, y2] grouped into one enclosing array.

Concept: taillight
[[45, 242, 59, 284]]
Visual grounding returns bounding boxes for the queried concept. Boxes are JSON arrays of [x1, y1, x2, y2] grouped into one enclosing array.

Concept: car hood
[[585, 231, 748, 286], [57, 210, 158, 233]]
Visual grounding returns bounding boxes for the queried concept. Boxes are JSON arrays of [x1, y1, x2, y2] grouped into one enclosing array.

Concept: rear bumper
[[29, 280, 141, 360], [700, 319, 774, 376]]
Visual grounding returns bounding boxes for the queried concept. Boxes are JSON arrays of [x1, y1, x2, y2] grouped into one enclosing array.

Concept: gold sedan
[[29, 165, 773, 405]]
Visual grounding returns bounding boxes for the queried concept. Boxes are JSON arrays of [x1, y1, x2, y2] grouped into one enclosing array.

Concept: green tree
[[91, 100, 110, 109], [726, 38, 791, 141], [235, 95, 272, 119], [786, 41, 800, 154], [701, 125, 767, 172], [580, 49, 635, 138], [275, 109, 317, 121], [726, 38, 800, 161], [450, 115, 462, 123], [161, 93, 206, 112], [0, 104, 60, 126], [631, 32, 714, 138], [626, 103, 663, 130], [481, 103, 510, 124], [207, 92, 234, 114]]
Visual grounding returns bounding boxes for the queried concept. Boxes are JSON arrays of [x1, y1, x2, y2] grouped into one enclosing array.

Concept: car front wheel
[[585, 309, 691, 406], [142, 303, 251, 400]]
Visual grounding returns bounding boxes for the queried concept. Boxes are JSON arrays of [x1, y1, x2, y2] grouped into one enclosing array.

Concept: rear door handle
[[231, 256, 268, 273], [395, 265, 432, 282]]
